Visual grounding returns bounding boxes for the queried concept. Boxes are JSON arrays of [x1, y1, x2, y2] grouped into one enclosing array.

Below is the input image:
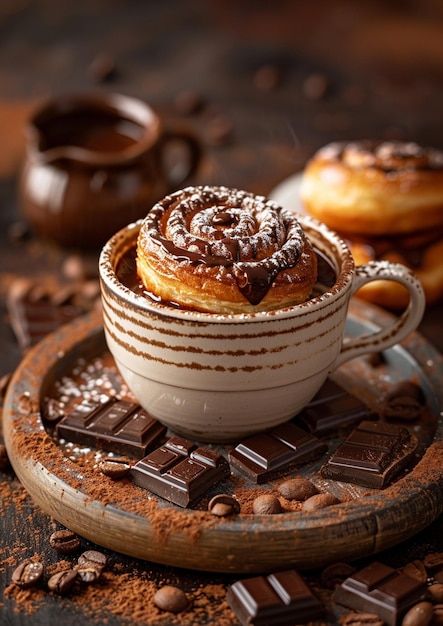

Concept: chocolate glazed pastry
[[300, 140, 443, 308], [136, 185, 318, 313]]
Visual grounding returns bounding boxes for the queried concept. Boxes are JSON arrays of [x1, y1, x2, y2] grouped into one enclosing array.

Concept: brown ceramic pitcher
[[19, 92, 202, 249]]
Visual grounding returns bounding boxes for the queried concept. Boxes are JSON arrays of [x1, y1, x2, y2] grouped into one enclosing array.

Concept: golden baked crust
[[136, 186, 318, 314], [350, 236, 443, 309], [300, 140, 443, 236]]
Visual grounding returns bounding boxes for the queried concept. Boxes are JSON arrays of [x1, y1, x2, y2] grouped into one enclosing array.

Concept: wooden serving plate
[[3, 299, 443, 574]]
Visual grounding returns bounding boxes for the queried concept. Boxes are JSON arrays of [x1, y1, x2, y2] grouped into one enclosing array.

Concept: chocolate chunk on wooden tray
[[227, 569, 324, 626], [130, 436, 231, 507], [56, 397, 167, 458], [229, 421, 327, 483], [295, 378, 378, 436], [333, 561, 429, 626], [321, 420, 418, 488]]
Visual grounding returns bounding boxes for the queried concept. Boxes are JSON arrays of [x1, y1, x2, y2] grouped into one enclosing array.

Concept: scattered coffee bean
[[8, 220, 31, 243], [76, 550, 107, 583], [208, 494, 240, 517], [253, 63, 281, 91], [153, 585, 190, 613], [383, 381, 425, 422], [302, 493, 340, 511], [47, 568, 79, 595], [278, 477, 318, 501], [435, 571, 443, 584], [204, 113, 233, 146], [320, 562, 356, 589], [49, 529, 81, 554], [401, 560, 428, 583], [99, 457, 131, 480], [252, 493, 282, 515], [174, 89, 205, 115], [12, 560, 44, 588], [0, 443, 10, 470], [78, 549, 107, 569], [428, 583, 443, 603], [88, 52, 117, 83], [424, 552, 443, 573], [432, 604, 443, 625], [303, 72, 330, 100], [366, 351, 385, 368], [402, 601, 434, 626], [342, 612, 384, 626]]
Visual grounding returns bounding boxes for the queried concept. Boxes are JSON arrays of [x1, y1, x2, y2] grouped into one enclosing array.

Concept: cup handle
[[333, 261, 426, 370], [160, 129, 202, 189]]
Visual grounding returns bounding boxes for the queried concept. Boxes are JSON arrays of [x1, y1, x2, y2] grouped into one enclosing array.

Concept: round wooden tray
[[3, 299, 443, 574]]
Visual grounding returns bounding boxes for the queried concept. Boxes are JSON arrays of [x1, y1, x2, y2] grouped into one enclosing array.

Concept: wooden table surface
[[1, 1, 443, 624]]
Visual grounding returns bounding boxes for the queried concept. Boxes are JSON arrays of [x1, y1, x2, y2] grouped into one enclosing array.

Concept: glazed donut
[[350, 236, 443, 309], [300, 140, 443, 236], [136, 186, 318, 314]]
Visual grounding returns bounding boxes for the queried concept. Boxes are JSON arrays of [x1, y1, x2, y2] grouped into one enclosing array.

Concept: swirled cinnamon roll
[[300, 140, 443, 236], [136, 186, 318, 313], [300, 140, 443, 308]]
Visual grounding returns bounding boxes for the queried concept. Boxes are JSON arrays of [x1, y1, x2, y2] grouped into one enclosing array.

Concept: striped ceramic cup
[[99, 214, 425, 442]]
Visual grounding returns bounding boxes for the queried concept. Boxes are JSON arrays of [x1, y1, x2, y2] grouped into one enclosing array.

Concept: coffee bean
[[78, 550, 107, 569], [208, 494, 240, 517], [401, 560, 428, 583], [49, 529, 81, 554], [204, 113, 233, 146], [47, 568, 78, 595], [253, 64, 281, 92], [0, 444, 10, 470], [75, 564, 102, 584], [432, 604, 443, 625], [174, 89, 205, 115], [153, 585, 190, 613], [76, 550, 107, 583], [320, 562, 356, 589], [424, 552, 443, 573], [383, 381, 425, 422], [252, 494, 282, 515], [99, 457, 131, 480], [342, 612, 384, 626], [88, 52, 117, 83], [303, 73, 330, 100], [302, 493, 340, 511], [12, 560, 44, 588], [402, 601, 434, 626], [278, 477, 318, 501], [428, 583, 443, 603], [435, 571, 443, 584]]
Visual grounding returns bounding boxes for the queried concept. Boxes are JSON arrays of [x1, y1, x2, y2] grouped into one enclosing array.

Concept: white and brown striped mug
[[99, 215, 425, 442]]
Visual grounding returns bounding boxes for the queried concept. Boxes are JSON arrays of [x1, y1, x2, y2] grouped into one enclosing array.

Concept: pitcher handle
[[161, 129, 202, 189]]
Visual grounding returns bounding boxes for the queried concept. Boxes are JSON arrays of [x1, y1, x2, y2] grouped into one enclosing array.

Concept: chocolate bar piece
[[227, 569, 324, 626], [229, 422, 327, 484], [6, 279, 90, 349], [296, 379, 377, 437], [321, 420, 418, 488], [56, 398, 167, 458], [130, 437, 231, 507], [333, 561, 428, 626]]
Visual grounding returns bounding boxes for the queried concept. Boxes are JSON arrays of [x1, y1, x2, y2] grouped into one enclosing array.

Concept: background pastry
[[300, 140, 443, 309], [137, 185, 318, 314]]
